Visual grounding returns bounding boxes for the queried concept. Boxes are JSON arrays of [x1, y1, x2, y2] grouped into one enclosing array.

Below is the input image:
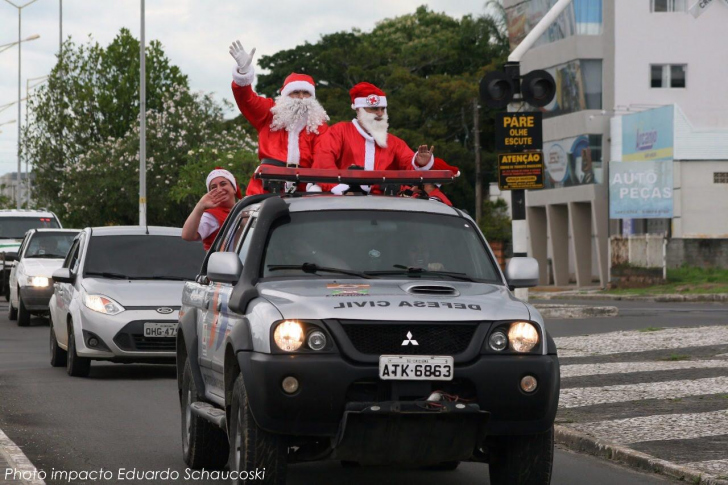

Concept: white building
[[502, 0, 728, 287], [0, 172, 33, 208]]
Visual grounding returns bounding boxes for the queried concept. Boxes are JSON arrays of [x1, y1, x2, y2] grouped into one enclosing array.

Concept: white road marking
[[570, 410, 728, 444], [560, 376, 728, 408], [554, 325, 728, 357], [680, 459, 728, 477], [0, 427, 45, 485], [561, 360, 728, 378]]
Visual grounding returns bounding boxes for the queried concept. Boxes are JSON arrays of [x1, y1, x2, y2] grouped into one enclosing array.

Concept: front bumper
[[73, 307, 177, 363], [19, 286, 54, 311], [237, 351, 559, 438]]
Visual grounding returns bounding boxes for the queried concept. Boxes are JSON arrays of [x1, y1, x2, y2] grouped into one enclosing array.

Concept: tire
[[17, 294, 30, 327], [181, 360, 228, 470], [50, 325, 67, 367], [66, 326, 91, 377], [229, 374, 287, 484], [7, 298, 17, 320], [488, 426, 554, 485]]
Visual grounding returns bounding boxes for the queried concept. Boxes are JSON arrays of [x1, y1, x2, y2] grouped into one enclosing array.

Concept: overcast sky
[[0, 0, 492, 177]]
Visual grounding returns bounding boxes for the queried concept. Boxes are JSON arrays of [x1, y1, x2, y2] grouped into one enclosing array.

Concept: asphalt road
[[0, 300, 690, 485]]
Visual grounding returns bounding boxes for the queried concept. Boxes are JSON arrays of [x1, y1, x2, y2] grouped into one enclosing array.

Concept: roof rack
[[254, 166, 456, 186]]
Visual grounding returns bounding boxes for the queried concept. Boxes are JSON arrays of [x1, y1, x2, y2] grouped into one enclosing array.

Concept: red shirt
[[202, 207, 231, 251]]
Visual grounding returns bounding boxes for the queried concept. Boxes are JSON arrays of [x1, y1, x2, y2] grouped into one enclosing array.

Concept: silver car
[[177, 194, 559, 484], [8, 228, 78, 326], [49, 226, 205, 377]]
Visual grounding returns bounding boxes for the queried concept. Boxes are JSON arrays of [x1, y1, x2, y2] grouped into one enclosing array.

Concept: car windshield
[[262, 211, 502, 283], [84, 235, 205, 280], [24, 232, 78, 259], [0, 217, 60, 239]]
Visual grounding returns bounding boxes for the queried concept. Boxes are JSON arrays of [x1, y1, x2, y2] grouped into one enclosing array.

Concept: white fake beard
[[270, 96, 329, 134], [357, 109, 389, 148]]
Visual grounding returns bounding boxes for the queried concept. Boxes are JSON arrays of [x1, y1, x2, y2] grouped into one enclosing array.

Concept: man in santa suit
[[228, 40, 329, 195], [310, 82, 435, 194], [181, 168, 242, 251]]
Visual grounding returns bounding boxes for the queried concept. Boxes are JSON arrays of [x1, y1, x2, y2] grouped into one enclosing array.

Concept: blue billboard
[[622, 105, 674, 162]]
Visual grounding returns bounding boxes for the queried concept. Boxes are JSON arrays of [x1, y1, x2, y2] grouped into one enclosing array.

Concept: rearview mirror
[[505, 257, 539, 289], [2, 253, 18, 262], [52, 268, 75, 284], [207, 252, 243, 284]]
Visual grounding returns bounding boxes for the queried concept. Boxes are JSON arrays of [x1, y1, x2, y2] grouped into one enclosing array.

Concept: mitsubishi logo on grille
[[401, 331, 419, 346]]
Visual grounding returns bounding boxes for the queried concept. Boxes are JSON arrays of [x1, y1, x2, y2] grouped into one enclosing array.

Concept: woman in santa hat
[[229, 40, 329, 195], [181, 168, 243, 251]]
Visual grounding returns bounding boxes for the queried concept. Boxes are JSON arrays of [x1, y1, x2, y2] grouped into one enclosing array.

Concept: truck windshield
[[0, 217, 60, 239], [25, 232, 78, 259], [262, 211, 502, 283], [84, 235, 205, 281]]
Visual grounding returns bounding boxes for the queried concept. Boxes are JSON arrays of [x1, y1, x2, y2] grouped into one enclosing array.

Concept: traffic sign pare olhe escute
[[498, 152, 544, 191], [495, 112, 543, 151]]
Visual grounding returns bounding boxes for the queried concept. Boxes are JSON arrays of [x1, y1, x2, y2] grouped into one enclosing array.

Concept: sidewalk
[[553, 325, 728, 484], [0, 428, 43, 485], [531, 288, 728, 302]]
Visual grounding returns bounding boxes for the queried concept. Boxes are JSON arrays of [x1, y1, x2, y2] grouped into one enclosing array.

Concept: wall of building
[[674, 161, 728, 238], [614, 0, 728, 128], [667, 239, 728, 269]]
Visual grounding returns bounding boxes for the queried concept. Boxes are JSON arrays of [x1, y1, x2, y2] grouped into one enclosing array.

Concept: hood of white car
[[81, 278, 186, 307], [22, 258, 65, 277]]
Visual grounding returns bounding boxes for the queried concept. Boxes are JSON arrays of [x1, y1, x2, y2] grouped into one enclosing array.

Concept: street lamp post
[[3, 0, 41, 209], [139, 0, 146, 226], [25, 75, 48, 206]]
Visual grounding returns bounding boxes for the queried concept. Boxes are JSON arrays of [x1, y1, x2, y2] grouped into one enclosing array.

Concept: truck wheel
[[50, 325, 67, 367], [488, 426, 554, 485], [7, 298, 17, 320], [181, 360, 228, 470], [17, 294, 31, 327], [66, 327, 91, 377], [229, 374, 287, 484]]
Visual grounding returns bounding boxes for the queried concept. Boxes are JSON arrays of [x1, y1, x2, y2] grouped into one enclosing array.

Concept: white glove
[[229, 40, 256, 74]]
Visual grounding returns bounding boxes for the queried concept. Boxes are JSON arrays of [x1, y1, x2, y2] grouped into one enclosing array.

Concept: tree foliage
[[254, 6, 509, 211], [24, 29, 257, 227]]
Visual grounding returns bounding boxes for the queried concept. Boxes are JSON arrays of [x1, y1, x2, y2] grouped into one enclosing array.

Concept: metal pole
[[473, 99, 482, 224], [17, 8, 22, 208], [25, 78, 28, 206], [508, 0, 574, 62], [139, 0, 147, 226]]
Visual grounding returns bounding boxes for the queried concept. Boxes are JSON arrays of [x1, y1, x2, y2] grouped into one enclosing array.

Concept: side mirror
[[207, 252, 243, 284], [52, 268, 75, 284], [3, 253, 18, 262], [505, 257, 539, 289]]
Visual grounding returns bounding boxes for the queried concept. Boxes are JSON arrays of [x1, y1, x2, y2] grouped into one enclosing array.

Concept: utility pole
[[139, 0, 147, 226], [473, 99, 482, 224]]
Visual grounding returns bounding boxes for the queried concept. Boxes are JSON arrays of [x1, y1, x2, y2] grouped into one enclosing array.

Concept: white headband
[[352, 94, 388, 109], [206, 169, 236, 191]]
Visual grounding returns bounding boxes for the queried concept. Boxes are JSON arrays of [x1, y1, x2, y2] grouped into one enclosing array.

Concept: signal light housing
[[521, 70, 556, 108], [480, 71, 516, 109]]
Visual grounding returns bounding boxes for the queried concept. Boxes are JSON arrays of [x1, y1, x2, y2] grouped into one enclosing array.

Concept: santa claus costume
[[198, 168, 243, 250], [231, 70, 329, 195], [425, 158, 460, 206], [311, 82, 434, 194]]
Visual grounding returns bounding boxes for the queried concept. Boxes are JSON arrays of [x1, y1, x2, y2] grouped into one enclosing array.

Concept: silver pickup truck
[[176, 193, 560, 485]]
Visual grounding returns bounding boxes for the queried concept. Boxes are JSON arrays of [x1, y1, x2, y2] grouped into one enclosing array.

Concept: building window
[[651, 0, 688, 12], [715, 173, 728, 184], [651, 64, 687, 88]]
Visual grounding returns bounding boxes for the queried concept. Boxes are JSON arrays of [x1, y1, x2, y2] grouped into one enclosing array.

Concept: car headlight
[[508, 321, 540, 353], [83, 293, 125, 316], [28, 276, 49, 287], [273, 320, 305, 352]]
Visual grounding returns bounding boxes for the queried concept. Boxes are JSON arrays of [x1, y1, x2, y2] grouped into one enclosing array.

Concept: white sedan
[[8, 229, 79, 326]]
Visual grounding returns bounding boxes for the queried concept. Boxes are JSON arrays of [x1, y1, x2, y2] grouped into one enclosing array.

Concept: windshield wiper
[[267, 263, 373, 279], [28, 254, 66, 259], [84, 271, 130, 280], [365, 265, 477, 282], [127, 275, 190, 281]]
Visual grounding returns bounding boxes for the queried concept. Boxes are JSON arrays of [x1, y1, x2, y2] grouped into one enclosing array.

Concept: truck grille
[[340, 322, 477, 355]]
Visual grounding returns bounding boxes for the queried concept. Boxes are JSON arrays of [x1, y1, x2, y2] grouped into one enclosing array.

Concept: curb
[[532, 292, 728, 302], [533, 304, 618, 319], [555, 425, 728, 485], [0, 428, 45, 485]]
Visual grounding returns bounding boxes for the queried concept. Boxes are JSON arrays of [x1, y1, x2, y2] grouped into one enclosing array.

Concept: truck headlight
[[274, 321, 305, 352], [83, 294, 125, 316], [28, 276, 49, 287], [508, 322, 540, 353]]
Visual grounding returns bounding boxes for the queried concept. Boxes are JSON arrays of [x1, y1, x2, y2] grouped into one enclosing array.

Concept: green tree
[[253, 6, 509, 212]]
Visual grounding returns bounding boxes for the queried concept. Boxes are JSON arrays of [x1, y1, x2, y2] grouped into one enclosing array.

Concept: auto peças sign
[[495, 112, 543, 151]]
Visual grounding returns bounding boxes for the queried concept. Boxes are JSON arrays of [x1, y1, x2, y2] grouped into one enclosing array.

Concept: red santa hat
[[280, 73, 316, 98], [433, 158, 460, 177], [350, 82, 388, 110], [206, 167, 243, 199]]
